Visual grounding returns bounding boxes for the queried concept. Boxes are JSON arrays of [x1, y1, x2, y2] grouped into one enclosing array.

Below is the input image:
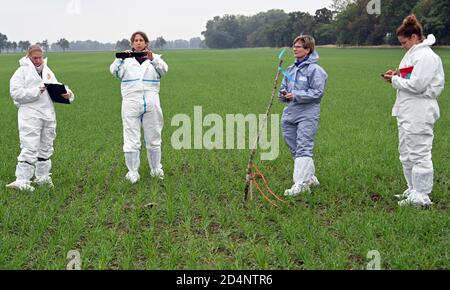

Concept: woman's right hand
[[284, 92, 294, 102]]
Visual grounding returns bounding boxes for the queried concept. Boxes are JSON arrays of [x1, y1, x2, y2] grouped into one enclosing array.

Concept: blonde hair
[[26, 44, 44, 57], [293, 35, 315, 55]]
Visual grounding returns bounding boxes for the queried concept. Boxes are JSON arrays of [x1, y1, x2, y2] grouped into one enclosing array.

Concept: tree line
[[201, 0, 450, 48], [0, 37, 72, 53], [1, 0, 448, 52], [115, 37, 206, 51], [0, 34, 206, 53]]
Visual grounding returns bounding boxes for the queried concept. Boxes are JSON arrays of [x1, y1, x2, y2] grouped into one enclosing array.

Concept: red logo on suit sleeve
[[399, 66, 414, 79]]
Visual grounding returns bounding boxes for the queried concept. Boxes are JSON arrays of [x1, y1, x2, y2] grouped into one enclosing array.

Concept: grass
[[0, 48, 449, 269]]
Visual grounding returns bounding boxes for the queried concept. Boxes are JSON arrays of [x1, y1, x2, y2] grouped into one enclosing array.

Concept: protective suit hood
[[409, 34, 436, 52], [295, 51, 320, 68], [19, 56, 48, 68]]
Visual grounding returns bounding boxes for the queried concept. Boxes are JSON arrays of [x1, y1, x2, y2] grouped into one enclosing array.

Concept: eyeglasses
[[292, 45, 306, 49]]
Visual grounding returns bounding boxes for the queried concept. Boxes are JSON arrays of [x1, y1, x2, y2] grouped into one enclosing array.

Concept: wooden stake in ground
[[244, 49, 286, 202]]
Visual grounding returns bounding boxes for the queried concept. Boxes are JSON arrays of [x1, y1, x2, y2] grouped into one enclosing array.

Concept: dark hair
[[130, 31, 150, 45], [396, 15, 424, 40]]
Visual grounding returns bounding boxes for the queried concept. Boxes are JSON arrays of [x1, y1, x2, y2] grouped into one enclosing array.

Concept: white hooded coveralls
[[391, 34, 445, 200], [9, 57, 75, 188], [110, 54, 168, 177]]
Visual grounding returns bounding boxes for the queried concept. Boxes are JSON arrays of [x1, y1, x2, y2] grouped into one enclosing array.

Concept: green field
[[0, 48, 449, 269]]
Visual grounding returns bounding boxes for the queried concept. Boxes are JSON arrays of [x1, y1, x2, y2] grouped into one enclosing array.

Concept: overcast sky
[[1, 0, 332, 43]]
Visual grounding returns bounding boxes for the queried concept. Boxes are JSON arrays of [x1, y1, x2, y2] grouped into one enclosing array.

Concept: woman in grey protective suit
[[279, 35, 328, 196]]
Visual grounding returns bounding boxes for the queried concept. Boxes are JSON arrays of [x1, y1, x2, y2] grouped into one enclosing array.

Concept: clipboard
[[44, 83, 71, 104]]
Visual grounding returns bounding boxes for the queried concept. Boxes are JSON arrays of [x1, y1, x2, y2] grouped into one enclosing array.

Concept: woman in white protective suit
[[110, 31, 168, 184], [6, 45, 75, 191], [383, 15, 445, 206]]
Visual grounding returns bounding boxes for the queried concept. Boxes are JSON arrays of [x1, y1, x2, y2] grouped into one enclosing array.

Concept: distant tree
[[11, 41, 17, 52], [41, 40, 49, 51], [245, 10, 289, 47], [0, 33, 8, 53], [263, 22, 289, 47], [202, 22, 234, 49], [173, 39, 189, 49], [50, 40, 114, 51], [284, 11, 316, 41], [312, 8, 336, 44], [115, 39, 131, 51], [414, 0, 450, 44], [202, 14, 245, 48], [189, 37, 203, 49], [199, 2, 450, 48], [314, 23, 337, 44], [330, 0, 355, 12], [366, 0, 420, 45], [334, 0, 373, 45], [67, 40, 115, 51], [154, 36, 167, 49], [18, 40, 31, 52], [56, 38, 70, 52], [315, 8, 333, 24], [5, 41, 13, 53]]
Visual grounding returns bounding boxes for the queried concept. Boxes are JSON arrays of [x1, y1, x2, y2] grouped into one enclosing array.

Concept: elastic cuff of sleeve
[[391, 76, 399, 88], [35, 87, 41, 97]]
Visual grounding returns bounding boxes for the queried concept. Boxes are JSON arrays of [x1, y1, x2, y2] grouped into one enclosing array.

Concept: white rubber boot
[[284, 157, 316, 196]]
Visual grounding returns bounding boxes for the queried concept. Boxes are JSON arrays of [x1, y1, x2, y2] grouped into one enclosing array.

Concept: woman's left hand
[[143, 49, 154, 61], [61, 92, 71, 100], [383, 69, 397, 83], [383, 73, 394, 83]]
